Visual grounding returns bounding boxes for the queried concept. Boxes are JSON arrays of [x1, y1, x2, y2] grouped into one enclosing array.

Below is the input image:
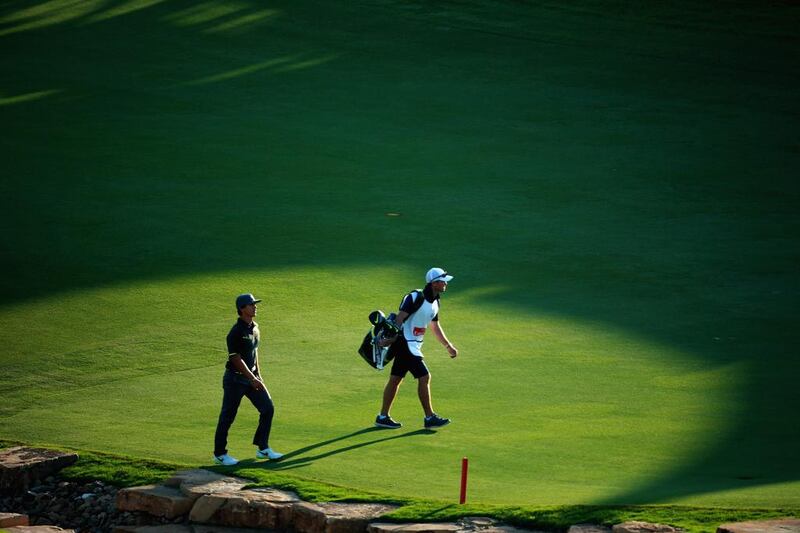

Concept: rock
[[189, 489, 296, 529], [368, 524, 461, 533], [613, 522, 681, 533], [112, 525, 276, 533], [248, 486, 302, 502], [0, 447, 78, 495], [163, 469, 227, 488], [192, 526, 278, 533], [4, 526, 75, 533], [458, 517, 498, 530], [164, 469, 249, 502], [569, 526, 613, 533], [112, 526, 193, 533], [294, 502, 399, 533], [116, 485, 195, 519], [484, 527, 546, 533], [0, 513, 30, 527], [456, 517, 542, 533], [717, 519, 800, 533]]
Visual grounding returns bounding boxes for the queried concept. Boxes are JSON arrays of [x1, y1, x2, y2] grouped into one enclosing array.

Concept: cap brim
[[253, 299, 262, 304]]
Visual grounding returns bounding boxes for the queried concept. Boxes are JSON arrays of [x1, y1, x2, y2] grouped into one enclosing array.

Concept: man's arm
[[394, 310, 409, 327], [229, 354, 265, 391], [430, 320, 458, 358]]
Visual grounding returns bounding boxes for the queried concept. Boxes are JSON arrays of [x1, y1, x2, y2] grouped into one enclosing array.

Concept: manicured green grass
[[5, 273, 755, 506], [1, 0, 799, 515]]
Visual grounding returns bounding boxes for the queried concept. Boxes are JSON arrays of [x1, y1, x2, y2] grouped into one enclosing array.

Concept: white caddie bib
[[403, 297, 439, 357]]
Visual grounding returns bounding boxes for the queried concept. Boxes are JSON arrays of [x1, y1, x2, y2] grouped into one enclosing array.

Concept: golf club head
[[368, 310, 386, 326]]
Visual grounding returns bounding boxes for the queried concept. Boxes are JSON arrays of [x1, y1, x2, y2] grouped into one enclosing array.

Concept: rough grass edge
[[1, 439, 797, 533]]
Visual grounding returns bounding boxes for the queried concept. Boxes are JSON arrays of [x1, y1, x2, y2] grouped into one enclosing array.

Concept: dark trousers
[[214, 372, 275, 456]]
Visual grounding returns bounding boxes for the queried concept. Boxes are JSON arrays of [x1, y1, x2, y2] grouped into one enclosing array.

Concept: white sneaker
[[256, 447, 284, 460], [213, 454, 239, 466]]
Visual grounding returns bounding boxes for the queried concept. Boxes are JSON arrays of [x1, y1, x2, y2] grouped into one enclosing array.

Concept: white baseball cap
[[426, 267, 453, 284]]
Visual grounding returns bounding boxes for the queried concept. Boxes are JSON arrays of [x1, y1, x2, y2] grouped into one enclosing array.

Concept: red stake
[[459, 457, 469, 504]]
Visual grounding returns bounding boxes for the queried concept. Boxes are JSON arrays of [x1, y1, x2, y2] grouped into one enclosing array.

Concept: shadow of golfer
[[278, 427, 384, 460], [260, 428, 435, 470], [208, 427, 437, 473]]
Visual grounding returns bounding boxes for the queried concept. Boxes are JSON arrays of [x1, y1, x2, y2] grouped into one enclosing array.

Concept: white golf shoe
[[256, 447, 284, 460], [213, 453, 239, 466]]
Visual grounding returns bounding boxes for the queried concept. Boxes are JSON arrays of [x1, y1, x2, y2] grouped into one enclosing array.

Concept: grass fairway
[[1, 0, 799, 513]]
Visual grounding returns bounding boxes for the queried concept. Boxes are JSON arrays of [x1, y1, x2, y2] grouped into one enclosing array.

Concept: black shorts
[[388, 337, 429, 379]]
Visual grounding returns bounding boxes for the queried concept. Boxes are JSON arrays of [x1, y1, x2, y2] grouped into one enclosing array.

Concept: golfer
[[375, 267, 459, 429], [213, 293, 283, 465]]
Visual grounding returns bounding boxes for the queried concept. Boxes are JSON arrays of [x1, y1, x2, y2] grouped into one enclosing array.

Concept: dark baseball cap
[[236, 293, 262, 310]]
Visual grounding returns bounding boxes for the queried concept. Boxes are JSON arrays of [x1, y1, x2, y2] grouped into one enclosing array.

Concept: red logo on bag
[[413, 327, 426, 336]]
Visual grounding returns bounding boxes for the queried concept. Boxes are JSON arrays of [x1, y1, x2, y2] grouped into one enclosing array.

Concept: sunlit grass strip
[[0, 89, 61, 106], [272, 54, 339, 73], [162, 1, 248, 27], [0, 0, 92, 24], [182, 53, 340, 85], [85, 0, 167, 24], [0, 0, 103, 36], [204, 9, 279, 34], [183, 55, 303, 85]]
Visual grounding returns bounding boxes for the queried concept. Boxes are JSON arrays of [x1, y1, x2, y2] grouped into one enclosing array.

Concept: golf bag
[[358, 310, 402, 370], [357, 289, 426, 370]]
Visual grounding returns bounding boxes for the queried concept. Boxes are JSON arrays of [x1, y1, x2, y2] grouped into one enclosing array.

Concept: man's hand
[[250, 377, 265, 391], [377, 334, 398, 348], [446, 343, 458, 358], [384, 318, 402, 335]]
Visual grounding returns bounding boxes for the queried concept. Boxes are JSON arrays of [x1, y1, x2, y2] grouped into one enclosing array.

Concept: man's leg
[[380, 375, 403, 416], [418, 374, 434, 417], [246, 386, 275, 451], [415, 365, 450, 428], [214, 382, 245, 456]]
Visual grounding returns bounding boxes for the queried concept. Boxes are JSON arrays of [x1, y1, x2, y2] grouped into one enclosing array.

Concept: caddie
[[375, 267, 459, 429]]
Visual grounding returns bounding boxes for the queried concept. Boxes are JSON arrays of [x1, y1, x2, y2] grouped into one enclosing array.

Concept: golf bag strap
[[400, 289, 426, 316]]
